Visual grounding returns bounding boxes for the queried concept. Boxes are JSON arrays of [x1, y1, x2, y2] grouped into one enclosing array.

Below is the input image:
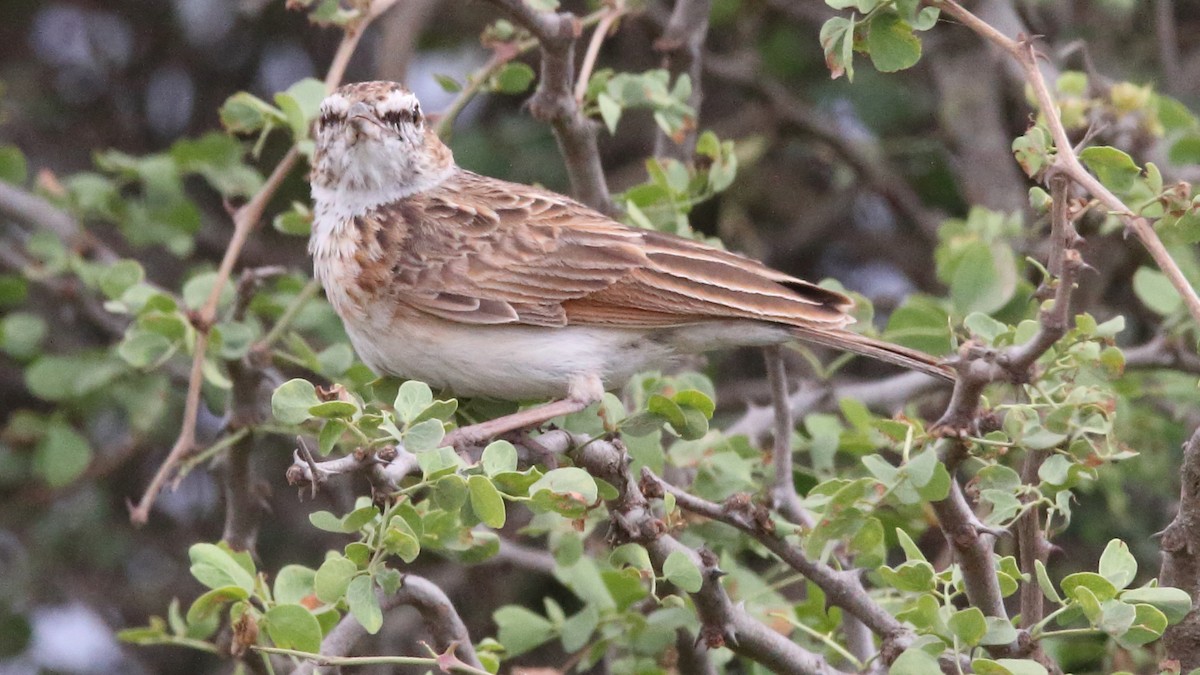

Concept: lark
[[309, 81, 951, 443]]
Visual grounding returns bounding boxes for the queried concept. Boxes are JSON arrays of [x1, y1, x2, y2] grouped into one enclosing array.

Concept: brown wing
[[362, 170, 853, 331]]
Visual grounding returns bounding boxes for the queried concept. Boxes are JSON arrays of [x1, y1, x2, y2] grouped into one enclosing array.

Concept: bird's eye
[[318, 110, 344, 127], [380, 108, 419, 128]]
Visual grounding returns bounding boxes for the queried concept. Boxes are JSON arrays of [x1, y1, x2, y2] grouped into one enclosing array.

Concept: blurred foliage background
[[1, 0, 1200, 673]]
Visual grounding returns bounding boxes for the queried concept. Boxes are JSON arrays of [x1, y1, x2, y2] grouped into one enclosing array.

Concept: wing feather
[[363, 170, 855, 331]]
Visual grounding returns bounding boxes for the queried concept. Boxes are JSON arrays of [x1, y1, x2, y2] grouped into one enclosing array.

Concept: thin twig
[[128, 0, 399, 525], [763, 346, 811, 527], [938, 0, 1200, 329], [290, 575, 483, 675], [573, 0, 626, 103]]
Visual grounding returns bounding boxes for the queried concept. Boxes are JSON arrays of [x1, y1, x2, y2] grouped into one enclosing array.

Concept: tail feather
[[790, 326, 956, 381]]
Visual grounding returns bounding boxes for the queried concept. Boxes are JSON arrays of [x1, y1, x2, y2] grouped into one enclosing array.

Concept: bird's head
[[311, 81, 453, 203]]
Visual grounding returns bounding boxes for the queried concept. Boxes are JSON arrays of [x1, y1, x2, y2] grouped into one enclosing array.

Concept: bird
[[308, 81, 952, 443]]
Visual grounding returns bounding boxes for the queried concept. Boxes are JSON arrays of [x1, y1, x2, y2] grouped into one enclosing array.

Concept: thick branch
[[286, 445, 420, 496], [1160, 426, 1200, 670], [547, 432, 849, 674], [482, 0, 612, 213]]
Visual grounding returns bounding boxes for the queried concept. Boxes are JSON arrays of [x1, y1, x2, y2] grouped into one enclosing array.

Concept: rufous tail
[[789, 326, 956, 381]]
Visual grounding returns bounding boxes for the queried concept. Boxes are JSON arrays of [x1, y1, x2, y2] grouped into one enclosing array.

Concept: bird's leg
[[445, 374, 604, 449]]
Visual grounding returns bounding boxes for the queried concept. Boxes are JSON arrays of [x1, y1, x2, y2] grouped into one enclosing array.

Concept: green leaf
[[980, 617, 1019, 646], [417, 446, 463, 480], [404, 418, 445, 452], [597, 92, 622, 134], [314, 556, 357, 603], [272, 379, 321, 425], [341, 505, 380, 532], [867, 12, 922, 73], [468, 475, 507, 528], [494, 605, 555, 656], [1035, 560, 1062, 604], [432, 474, 470, 511], [219, 91, 283, 134], [878, 561, 935, 593], [1117, 603, 1169, 647], [1120, 586, 1193, 623], [263, 604, 322, 653], [434, 74, 462, 93], [1098, 539, 1137, 590], [382, 517, 421, 563], [274, 565, 317, 605], [273, 203, 312, 236], [948, 607, 987, 646], [890, 647, 941, 674], [819, 16, 856, 80], [560, 606, 599, 653], [186, 586, 248, 627], [26, 353, 123, 401], [972, 658, 1049, 675], [99, 261, 145, 300], [0, 145, 28, 184], [1, 312, 47, 360], [346, 575, 382, 634], [182, 271, 233, 312], [189, 543, 255, 592], [951, 241, 1018, 315], [491, 62, 536, 94], [33, 422, 91, 487], [661, 550, 702, 593], [530, 467, 599, 517], [1132, 267, 1182, 316], [308, 510, 345, 533], [1037, 454, 1072, 486], [481, 440, 518, 476], [394, 380, 433, 424], [308, 400, 358, 420], [1080, 145, 1141, 194], [673, 389, 715, 418], [896, 528, 927, 562]]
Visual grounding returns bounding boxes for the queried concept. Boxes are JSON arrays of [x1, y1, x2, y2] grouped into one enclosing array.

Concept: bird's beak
[[347, 102, 382, 136]]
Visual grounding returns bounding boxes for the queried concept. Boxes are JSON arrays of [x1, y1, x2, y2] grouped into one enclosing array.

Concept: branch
[[290, 577, 480, 674], [703, 56, 944, 238], [292, 574, 482, 675], [128, 0, 401, 525], [937, 0, 1200, 329], [1160, 426, 1200, 671], [0, 180, 119, 264], [763, 346, 811, 527], [286, 444, 420, 497], [642, 469, 911, 648], [726, 370, 944, 442], [1123, 334, 1200, 374], [652, 0, 710, 160], [540, 431, 851, 674], [482, 0, 613, 213]]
